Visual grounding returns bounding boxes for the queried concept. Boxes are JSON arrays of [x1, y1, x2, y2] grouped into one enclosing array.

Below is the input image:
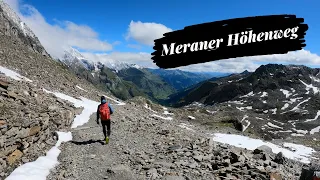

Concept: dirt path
[[46, 102, 314, 180], [46, 103, 204, 180]]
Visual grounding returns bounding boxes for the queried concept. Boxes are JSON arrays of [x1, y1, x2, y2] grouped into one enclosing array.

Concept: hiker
[[97, 96, 114, 144]]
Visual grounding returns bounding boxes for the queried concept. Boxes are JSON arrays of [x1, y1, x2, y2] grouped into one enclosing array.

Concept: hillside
[[60, 48, 176, 101], [117, 68, 176, 100], [168, 64, 320, 143]]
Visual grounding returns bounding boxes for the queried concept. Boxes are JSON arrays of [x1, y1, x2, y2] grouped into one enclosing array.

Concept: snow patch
[[212, 133, 316, 164], [104, 95, 125, 106], [261, 92, 268, 97], [305, 111, 320, 122], [163, 110, 174, 115], [144, 104, 157, 113], [310, 126, 320, 135], [151, 114, 173, 120], [292, 128, 308, 135], [273, 120, 285, 125], [310, 76, 320, 82], [267, 122, 283, 129], [240, 91, 254, 98], [178, 123, 195, 131], [240, 115, 250, 132], [0, 66, 32, 82], [43, 89, 100, 128], [281, 103, 289, 110], [206, 110, 217, 114], [276, 130, 293, 133], [76, 85, 87, 92], [236, 106, 252, 111], [280, 89, 292, 98], [229, 101, 244, 105], [270, 108, 277, 114], [291, 133, 305, 137], [6, 132, 72, 180], [300, 79, 319, 94], [283, 98, 311, 113]]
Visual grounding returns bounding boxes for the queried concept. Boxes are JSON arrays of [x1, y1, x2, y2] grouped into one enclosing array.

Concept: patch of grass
[[245, 127, 261, 139], [304, 139, 320, 149]]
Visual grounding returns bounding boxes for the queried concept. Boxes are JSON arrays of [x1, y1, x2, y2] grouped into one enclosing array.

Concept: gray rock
[[193, 155, 203, 162], [188, 162, 198, 169], [15, 128, 30, 139], [163, 175, 185, 180], [274, 152, 285, 164]]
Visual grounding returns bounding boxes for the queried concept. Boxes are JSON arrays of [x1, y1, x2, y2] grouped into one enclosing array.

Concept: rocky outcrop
[[0, 76, 82, 178]]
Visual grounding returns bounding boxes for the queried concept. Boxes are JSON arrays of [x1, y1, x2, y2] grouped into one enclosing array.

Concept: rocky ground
[[46, 98, 318, 180], [0, 73, 82, 178], [0, 33, 113, 179]]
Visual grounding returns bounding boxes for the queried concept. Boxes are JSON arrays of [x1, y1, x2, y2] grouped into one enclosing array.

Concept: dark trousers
[[101, 120, 111, 138]]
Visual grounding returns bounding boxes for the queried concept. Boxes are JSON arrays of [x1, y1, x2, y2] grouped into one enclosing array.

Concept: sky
[[4, 0, 320, 73]]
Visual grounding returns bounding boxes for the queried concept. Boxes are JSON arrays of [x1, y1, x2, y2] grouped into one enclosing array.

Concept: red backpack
[[99, 103, 110, 120]]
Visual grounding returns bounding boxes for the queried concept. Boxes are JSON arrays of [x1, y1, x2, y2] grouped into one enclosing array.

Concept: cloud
[[4, 0, 113, 59], [127, 44, 142, 50], [176, 49, 320, 73], [126, 21, 172, 46], [113, 41, 122, 46]]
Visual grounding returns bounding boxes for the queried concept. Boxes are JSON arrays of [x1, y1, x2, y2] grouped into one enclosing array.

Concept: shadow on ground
[[71, 139, 105, 145]]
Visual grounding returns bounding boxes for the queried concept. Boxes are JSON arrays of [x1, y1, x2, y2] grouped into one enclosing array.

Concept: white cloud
[[176, 49, 320, 73], [126, 21, 172, 46], [127, 44, 142, 50], [5, 0, 113, 59]]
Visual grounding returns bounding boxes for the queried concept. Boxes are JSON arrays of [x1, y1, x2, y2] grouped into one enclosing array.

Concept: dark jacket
[[97, 103, 114, 122]]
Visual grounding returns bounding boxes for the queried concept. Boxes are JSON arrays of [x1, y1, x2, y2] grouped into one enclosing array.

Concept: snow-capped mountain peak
[[61, 47, 144, 72], [63, 47, 86, 61]]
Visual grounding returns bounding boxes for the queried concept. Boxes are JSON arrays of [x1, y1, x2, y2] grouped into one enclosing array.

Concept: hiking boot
[[105, 136, 109, 144]]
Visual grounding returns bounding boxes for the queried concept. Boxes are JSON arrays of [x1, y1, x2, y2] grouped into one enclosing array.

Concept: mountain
[[117, 68, 176, 100], [193, 71, 232, 78], [146, 68, 218, 91], [0, 1, 50, 57], [60, 47, 176, 101], [168, 64, 320, 140], [61, 47, 142, 72]]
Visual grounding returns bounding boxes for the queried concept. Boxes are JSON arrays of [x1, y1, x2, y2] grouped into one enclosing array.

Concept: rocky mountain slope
[[0, 2, 116, 177], [60, 47, 176, 101], [117, 68, 176, 100], [0, 1, 49, 57], [168, 64, 320, 146]]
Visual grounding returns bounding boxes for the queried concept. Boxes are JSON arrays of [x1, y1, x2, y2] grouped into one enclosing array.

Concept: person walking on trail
[[97, 96, 114, 144]]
